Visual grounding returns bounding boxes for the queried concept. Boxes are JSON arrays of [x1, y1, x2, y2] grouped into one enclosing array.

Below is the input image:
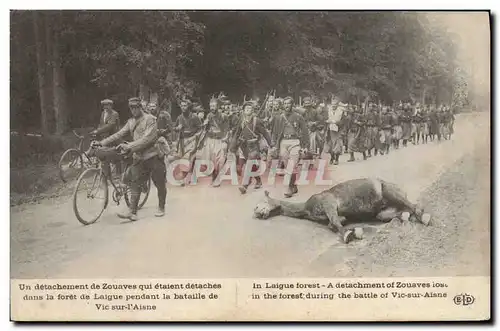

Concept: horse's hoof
[[354, 227, 364, 240], [343, 230, 355, 244], [401, 212, 410, 222], [421, 213, 431, 226]]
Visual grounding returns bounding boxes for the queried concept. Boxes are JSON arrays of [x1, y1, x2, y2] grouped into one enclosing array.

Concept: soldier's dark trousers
[[124, 156, 167, 214]]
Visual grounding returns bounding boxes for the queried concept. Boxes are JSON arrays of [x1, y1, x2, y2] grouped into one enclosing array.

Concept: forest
[[11, 10, 470, 135]]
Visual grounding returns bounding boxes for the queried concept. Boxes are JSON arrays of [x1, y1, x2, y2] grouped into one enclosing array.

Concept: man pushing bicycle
[[92, 97, 167, 221]]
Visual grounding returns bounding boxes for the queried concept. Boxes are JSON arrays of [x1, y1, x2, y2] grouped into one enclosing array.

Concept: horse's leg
[[376, 207, 400, 222], [380, 181, 431, 225], [321, 199, 355, 243]]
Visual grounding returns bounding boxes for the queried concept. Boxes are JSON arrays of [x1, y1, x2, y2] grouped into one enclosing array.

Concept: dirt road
[[10, 112, 490, 279]]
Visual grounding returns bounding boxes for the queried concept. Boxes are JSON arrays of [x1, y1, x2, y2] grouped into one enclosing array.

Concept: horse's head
[[253, 191, 281, 219]]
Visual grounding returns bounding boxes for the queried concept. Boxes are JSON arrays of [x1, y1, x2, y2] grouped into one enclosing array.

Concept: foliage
[[11, 11, 471, 132]]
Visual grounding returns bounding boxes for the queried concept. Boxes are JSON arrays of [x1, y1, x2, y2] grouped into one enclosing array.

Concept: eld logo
[[453, 294, 475, 306]]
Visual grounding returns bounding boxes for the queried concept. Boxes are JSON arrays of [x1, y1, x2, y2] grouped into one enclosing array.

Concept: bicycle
[[72, 143, 152, 225], [58, 130, 98, 183]]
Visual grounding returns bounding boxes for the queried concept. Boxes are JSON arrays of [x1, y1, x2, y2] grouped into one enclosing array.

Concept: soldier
[[378, 106, 393, 155], [96, 97, 166, 220], [428, 104, 439, 141], [89, 99, 122, 180], [91, 99, 120, 140], [341, 105, 354, 154], [270, 96, 309, 198], [392, 104, 403, 149], [260, 94, 274, 130], [148, 102, 173, 142], [347, 105, 368, 162], [147, 102, 173, 166], [303, 97, 326, 162], [174, 98, 203, 186], [421, 105, 430, 144], [412, 103, 423, 144], [229, 100, 273, 194], [445, 105, 456, 139], [198, 96, 230, 187], [400, 103, 413, 147], [323, 96, 345, 165], [364, 103, 379, 157]]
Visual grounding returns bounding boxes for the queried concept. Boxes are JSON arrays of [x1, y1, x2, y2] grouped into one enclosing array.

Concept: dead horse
[[253, 177, 431, 244]]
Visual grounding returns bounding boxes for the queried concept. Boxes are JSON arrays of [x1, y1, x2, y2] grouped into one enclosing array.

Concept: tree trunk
[[32, 12, 53, 135], [52, 18, 69, 135], [421, 87, 426, 105]]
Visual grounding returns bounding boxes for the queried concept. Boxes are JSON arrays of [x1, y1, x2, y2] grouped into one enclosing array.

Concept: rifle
[[257, 91, 272, 116]]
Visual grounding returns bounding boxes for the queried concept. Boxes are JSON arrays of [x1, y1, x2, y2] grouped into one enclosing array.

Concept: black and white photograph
[[9, 9, 491, 321]]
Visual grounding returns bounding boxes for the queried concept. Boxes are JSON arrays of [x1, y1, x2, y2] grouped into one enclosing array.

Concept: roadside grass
[[10, 131, 85, 206]]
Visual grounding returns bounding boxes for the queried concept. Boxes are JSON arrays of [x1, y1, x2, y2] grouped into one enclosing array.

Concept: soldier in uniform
[[341, 105, 354, 154], [174, 98, 203, 186], [364, 103, 379, 157], [347, 105, 368, 162], [303, 97, 326, 161], [392, 104, 403, 149], [91, 99, 121, 140], [400, 103, 413, 147], [270, 96, 309, 198], [378, 106, 392, 155], [421, 105, 430, 144], [229, 100, 273, 194], [199, 96, 230, 186], [96, 97, 166, 220], [323, 96, 345, 165], [147, 102, 173, 166], [148, 102, 173, 142], [412, 103, 423, 144], [428, 104, 439, 142], [89, 99, 122, 179], [445, 105, 455, 140]]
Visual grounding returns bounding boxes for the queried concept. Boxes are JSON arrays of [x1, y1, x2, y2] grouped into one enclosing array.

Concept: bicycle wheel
[[124, 176, 151, 210], [58, 149, 84, 183], [73, 168, 109, 225]]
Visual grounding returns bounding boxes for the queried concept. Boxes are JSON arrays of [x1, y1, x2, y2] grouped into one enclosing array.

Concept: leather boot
[[284, 174, 298, 198], [254, 176, 262, 189]]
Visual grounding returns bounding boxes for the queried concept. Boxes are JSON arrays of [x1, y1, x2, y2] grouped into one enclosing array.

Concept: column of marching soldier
[[91, 94, 456, 221]]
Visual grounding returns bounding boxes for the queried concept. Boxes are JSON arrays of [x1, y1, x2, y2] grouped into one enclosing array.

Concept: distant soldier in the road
[[412, 103, 423, 144], [230, 100, 273, 194], [271, 96, 309, 198], [364, 103, 379, 157], [341, 105, 354, 154], [420, 105, 430, 144], [444, 105, 455, 140], [97, 97, 167, 220], [347, 105, 368, 162], [379, 106, 393, 155], [392, 104, 403, 149], [400, 103, 413, 147], [91, 99, 120, 140], [437, 105, 448, 141], [428, 104, 440, 142]]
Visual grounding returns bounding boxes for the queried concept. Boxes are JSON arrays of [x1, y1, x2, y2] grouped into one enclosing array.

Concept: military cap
[[283, 96, 294, 103], [101, 99, 113, 105], [242, 100, 255, 109], [179, 98, 192, 105], [128, 97, 141, 106]]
